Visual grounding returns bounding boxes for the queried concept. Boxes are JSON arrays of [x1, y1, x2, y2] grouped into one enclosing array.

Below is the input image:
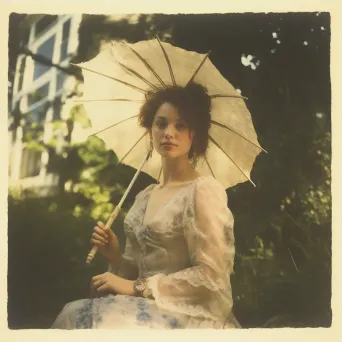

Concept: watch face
[[135, 280, 146, 292]]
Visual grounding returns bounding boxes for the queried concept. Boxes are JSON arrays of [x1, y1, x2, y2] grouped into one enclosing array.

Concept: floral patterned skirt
[[51, 294, 189, 329]]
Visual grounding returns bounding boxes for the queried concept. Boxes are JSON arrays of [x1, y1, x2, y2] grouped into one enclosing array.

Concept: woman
[[52, 83, 240, 329]]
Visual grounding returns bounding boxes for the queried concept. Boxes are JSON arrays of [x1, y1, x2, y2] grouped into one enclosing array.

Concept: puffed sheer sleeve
[[146, 177, 235, 321]]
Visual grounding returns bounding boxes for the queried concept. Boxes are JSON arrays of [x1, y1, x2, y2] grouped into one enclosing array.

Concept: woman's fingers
[[93, 221, 118, 245], [91, 232, 108, 244], [96, 283, 110, 292], [90, 237, 106, 247], [92, 273, 112, 292], [93, 226, 108, 238], [97, 283, 110, 292], [92, 273, 106, 281], [90, 239, 105, 247], [92, 279, 105, 288], [97, 221, 106, 230], [97, 221, 115, 239], [92, 274, 105, 287]]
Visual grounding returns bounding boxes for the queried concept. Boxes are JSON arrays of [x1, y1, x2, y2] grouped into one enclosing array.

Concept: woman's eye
[[156, 121, 167, 129], [176, 122, 188, 130]]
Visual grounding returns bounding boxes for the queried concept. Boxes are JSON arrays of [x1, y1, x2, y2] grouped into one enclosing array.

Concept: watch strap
[[133, 278, 153, 298]]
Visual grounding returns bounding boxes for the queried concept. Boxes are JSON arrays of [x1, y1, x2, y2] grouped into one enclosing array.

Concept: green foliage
[[22, 122, 44, 145], [7, 191, 110, 328], [24, 140, 45, 152], [8, 12, 331, 329], [69, 104, 91, 129]]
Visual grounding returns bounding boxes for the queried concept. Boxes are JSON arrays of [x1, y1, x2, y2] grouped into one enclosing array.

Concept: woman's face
[[150, 102, 194, 160]]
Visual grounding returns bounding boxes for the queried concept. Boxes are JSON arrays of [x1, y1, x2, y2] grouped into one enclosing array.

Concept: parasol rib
[[108, 43, 158, 91], [123, 42, 167, 88], [74, 99, 144, 103], [117, 61, 159, 90], [209, 135, 256, 187], [157, 166, 163, 182], [210, 120, 267, 153], [211, 94, 248, 100], [203, 155, 216, 178], [156, 36, 176, 86], [187, 51, 211, 85], [90, 115, 139, 137], [71, 63, 147, 94], [118, 132, 148, 165]]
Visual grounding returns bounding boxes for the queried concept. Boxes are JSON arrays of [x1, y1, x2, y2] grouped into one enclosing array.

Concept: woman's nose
[[165, 125, 175, 137]]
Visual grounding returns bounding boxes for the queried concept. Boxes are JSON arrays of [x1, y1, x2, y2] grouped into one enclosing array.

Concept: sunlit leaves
[[241, 54, 260, 70], [90, 202, 115, 221], [23, 140, 45, 152], [69, 104, 91, 129], [77, 136, 114, 167], [22, 122, 44, 145]]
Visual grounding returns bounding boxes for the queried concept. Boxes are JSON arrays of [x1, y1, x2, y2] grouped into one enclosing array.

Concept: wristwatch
[[133, 278, 147, 297], [133, 278, 152, 298]]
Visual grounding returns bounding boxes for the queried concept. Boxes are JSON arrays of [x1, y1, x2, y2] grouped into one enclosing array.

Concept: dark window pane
[[36, 36, 55, 60], [62, 19, 71, 41], [27, 103, 48, 124], [60, 41, 69, 61], [60, 20, 71, 61], [33, 35, 56, 80], [35, 15, 58, 38], [53, 96, 62, 121], [18, 58, 26, 92], [56, 71, 67, 91], [28, 82, 50, 107], [20, 148, 42, 178]]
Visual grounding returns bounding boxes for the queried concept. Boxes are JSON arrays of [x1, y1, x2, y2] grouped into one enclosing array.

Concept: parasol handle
[[86, 149, 153, 264]]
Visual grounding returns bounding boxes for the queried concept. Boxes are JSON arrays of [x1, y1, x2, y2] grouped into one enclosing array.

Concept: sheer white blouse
[[111, 175, 239, 328]]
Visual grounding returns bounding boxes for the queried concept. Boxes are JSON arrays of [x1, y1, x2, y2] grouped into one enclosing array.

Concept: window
[[35, 15, 58, 38], [17, 57, 26, 92], [28, 82, 50, 108], [33, 35, 56, 80], [26, 103, 48, 124], [56, 70, 67, 92], [60, 19, 71, 61], [52, 96, 62, 121], [20, 148, 42, 178], [21, 102, 46, 178]]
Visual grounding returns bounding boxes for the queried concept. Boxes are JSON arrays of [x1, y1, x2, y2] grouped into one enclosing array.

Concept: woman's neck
[[161, 156, 200, 185]]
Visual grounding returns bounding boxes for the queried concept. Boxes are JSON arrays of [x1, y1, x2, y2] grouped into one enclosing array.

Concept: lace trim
[[147, 274, 232, 321], [125, 181, 197, 236], [167, 266, 227, 292]]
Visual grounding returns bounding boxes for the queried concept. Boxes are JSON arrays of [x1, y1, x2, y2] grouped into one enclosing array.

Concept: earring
[[191, 153, 199, 168], [148, 138, 154, 159], [189, 139, 199, 167]]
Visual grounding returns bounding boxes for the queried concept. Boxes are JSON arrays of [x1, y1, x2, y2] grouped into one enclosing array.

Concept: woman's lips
[[161, 143, 176, 146], [161, 143, 176, 148]]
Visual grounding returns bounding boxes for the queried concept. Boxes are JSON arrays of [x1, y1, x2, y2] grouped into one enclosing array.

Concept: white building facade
[[9, 14, 83, 196]]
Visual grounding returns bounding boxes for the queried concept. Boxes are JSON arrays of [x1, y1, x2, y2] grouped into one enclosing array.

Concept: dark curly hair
[[138, 82, 211, 162]]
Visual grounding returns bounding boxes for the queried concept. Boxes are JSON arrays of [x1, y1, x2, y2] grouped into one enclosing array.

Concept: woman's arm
[[92, 236, 138, 296]]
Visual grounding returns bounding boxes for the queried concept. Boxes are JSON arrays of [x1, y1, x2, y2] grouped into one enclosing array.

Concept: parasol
[[74, 38, 266, 263]]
